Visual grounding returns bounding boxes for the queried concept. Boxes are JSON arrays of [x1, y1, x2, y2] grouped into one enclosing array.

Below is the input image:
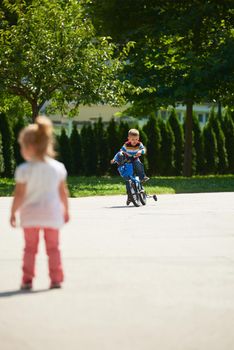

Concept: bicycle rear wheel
[[126, 180, 140, 207]]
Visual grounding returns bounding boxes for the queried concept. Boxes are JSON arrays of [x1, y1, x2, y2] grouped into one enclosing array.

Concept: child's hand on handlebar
[[110, 159, 115, 164], [134, 151, 142, 158]]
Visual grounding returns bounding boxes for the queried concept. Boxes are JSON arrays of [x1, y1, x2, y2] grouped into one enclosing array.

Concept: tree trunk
[[31, 100, 39, 122], [183, 100, 193, 177]]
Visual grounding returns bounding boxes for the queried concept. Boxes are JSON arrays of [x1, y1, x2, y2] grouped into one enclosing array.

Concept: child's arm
[[110, 151, 121, 164], [135, 143, 146, 158], [10, 183, 26, 227], [59, 180, 70, 223]]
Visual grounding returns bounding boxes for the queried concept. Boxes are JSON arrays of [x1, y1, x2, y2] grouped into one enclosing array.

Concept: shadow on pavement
[[0, 288, 50, 298], [107, 206, 136, 209]]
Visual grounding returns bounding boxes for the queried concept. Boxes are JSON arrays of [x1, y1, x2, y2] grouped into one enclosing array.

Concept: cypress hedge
[[192, 113, 204, 174], [143, 114, 161, 175], [81, 124, 98, 176], [70, 123, 83, 175], [107, 118, 121, 175], [0, 108, 234, 178], [93, 118, 109, 176], [139, 126, 148, 172], [0, 112, 15, 177], [222, 110, 234, 174], [208, 109, 228, 174], [168, 109, 184, 175], [203, 124, 218, 174], [0, 132, 4, 174], [58, 128, 72, 175], [13, 115, 26, 166], [158, 118, 175, 175]]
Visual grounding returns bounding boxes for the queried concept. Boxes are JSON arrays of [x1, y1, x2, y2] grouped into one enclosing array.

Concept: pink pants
[[22, 227, 64, 284]]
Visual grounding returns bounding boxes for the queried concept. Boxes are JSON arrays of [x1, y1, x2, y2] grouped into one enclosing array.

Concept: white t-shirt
[[15, 157, 67, 229]]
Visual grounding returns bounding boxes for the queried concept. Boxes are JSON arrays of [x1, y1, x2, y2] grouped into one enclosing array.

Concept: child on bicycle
[[111, 128, 149, 182], [10, 116, 69, 290]]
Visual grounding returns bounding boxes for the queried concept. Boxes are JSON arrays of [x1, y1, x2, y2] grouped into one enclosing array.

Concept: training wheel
[[153, 194, 157, 201]]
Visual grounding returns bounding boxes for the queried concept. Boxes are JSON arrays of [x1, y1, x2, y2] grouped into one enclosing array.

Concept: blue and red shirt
[[121, 140, 145, 158]]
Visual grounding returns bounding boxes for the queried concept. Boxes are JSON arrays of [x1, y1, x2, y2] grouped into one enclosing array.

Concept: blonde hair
[[19, 116, 55, 158], [128, 128, 139, 137]]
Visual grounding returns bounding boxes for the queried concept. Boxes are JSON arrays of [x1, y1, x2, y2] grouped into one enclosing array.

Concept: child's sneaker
[[50, 282, 62, 289], [20, 281, 32, 291], [126, 197, 131, 205], [141, 176, 150, 183]]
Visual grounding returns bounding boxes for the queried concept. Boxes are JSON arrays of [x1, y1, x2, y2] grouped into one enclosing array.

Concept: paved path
[[0, 193, 234, 350]]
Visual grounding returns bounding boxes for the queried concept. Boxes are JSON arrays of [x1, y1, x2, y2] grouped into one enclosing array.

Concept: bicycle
[[118, 161, 157, 207]]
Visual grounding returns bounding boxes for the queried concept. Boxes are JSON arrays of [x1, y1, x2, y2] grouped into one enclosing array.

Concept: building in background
[[43, 102, 221, 134], [159, 103, 214, 126]]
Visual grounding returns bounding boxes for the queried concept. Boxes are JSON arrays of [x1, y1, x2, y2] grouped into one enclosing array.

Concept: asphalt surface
[[0, 192, 234, 350]]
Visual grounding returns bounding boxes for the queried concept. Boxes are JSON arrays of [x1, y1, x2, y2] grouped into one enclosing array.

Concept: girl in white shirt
[[10, 116, 69, 290]]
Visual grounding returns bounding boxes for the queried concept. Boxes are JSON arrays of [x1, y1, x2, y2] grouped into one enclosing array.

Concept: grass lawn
[[0, 175, 234, 197]]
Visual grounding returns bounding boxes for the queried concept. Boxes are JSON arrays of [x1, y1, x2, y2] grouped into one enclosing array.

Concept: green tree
[[0, 112, 15, 177], [139, 127, 148, 172], [158, 118, 175, 175], [0, 92, 31, 121], [59, 128, 72, 175], [0, 93, 29, 166], [139, 126, 147, 146], [203, 125, 218, 174], [0, 0, 123, 120], [13, 115, 26, 166], [81, 124, 98, 176], [168, 109, 184, 175], [118, 121, 129, 143], [0, 132, 4, 174], [70, 123, 83, 176], [107, 118, 121, 175], [208, 109, 228, 174], [107, 118, 121, 155], [192, 113, 204, 174], [90, 1, 234, 176], [222, 110, 234, 174], [231, 110, 234, 123], [143, 114, 161, 175], [93, 118, 109, 176]]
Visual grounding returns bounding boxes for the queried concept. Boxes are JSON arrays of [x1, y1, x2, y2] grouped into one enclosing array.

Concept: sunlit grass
[[0, 175, 233, 197]]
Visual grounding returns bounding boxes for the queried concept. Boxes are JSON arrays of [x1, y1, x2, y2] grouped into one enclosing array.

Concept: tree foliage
[[70, 123, 83, 176], [208, 109, 228, 173], [0, 112, 15, 177], [81, 124, 98, 176], [93, 118, 109, 176], [13, 115, 26, 165], [222, 109, 234, 174], [192, 113, 204, 174], [203, 124, 218, 174], [0, 112, 233, 178], [58, 127, 72, 174], [143, 114, 161, 175], [107, 118, 121, 174], [0, 0, 125, 120], [158, 118, 175, 176], [168, 109, 184, 175], [0, 132, 4, 174], [89, 0, 234, 176]]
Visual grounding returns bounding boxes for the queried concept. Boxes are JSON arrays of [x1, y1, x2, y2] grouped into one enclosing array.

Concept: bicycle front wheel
[[126, 180, 140, 207], [138, 183, 147, 205]]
